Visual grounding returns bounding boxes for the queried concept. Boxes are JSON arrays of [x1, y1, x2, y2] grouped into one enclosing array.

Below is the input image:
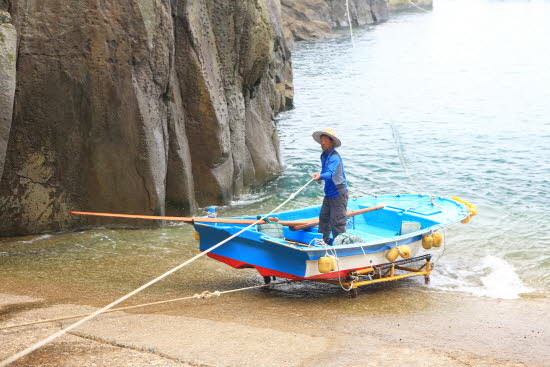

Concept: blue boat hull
[[194, 194, 471, 279]]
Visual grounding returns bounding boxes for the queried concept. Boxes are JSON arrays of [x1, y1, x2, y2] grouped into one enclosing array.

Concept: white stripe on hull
[[304, 240, 422, 278]]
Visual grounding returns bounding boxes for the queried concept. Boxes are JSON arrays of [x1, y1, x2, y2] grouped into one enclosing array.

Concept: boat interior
[[258, 204, 441, 247]]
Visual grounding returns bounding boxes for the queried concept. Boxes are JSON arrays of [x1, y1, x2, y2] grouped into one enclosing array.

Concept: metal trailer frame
[[312, 254, 432, 298]]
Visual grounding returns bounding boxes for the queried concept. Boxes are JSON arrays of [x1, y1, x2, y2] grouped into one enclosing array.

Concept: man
[[312, 128, 348, 245]]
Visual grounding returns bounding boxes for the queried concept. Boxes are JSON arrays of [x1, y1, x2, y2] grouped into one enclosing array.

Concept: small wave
[[17, 234, 53, 244], [474, 256, 534, 299], [229, 193, 272, 207], [431, 255, 533, 299]]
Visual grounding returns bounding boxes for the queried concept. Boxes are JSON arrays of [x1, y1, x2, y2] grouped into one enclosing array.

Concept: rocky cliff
[[388, 0, 433, 11], [281, 0, 389, 41], [0, 9, 16, 181], [0, 0, 293, 236]]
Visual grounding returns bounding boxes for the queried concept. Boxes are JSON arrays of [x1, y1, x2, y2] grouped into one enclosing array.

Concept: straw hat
[[312, 128, 341, 147]]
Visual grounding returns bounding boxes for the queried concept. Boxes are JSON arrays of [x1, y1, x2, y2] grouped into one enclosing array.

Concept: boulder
[[327, 0, 388, 27], [282, 0, 389, 41]]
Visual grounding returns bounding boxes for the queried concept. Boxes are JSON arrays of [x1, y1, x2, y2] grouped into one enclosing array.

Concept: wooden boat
[[193, 194, 476, 296]]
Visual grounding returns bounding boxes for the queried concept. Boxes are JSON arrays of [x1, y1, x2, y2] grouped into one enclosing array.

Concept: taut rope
[[406, 0, 431, 13], [345, 0, 355, 47], [0, 281, 293, 331], [0, 179, 314, 367]]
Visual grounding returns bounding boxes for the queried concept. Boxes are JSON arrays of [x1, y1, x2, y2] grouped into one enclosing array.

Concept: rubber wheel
[[349, 289, 358, 298], [263, 276, 272, 284], [424, 276, 430, 285]]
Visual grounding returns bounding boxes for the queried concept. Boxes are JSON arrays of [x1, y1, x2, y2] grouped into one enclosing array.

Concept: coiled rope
[[0, 179, 314, 367]]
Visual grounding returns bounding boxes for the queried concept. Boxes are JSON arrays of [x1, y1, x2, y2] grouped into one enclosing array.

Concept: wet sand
[[1, 288, 548, 367], [1, 227, 548, 366]]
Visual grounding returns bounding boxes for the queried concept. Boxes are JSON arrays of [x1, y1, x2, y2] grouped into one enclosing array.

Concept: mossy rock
[[0, 10, 11, 24]]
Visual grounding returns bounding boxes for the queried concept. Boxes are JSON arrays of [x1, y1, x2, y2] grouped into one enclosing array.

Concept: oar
[[69, 211, 308, 227], [70, 205, 384, 229], [289, 205, 384, 231]]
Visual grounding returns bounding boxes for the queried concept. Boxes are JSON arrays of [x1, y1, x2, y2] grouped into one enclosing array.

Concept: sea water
[[0, 0, 548, 305], [272, 0, 550, 299]]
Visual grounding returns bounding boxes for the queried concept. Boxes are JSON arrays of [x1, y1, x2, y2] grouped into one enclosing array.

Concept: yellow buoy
[[452, 197, 477, 221], [193, 230, 200, 241], [422, 235, 433, 249], [433, 232, 443, 247], [385, 247, 399, 262], [452, 196, 466, 205], [318, 256, 336, 273], [399, 245, 411, 259]]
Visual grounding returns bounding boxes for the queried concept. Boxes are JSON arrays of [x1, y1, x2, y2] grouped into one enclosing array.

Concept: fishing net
[[257, 221, 285, 239], [333, 233, 364, 245]]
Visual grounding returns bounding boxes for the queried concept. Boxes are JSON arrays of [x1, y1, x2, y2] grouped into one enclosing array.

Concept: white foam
[[229, 193, 270, 206], [473, 255, 534, 299], [17, 234, 53, 244], [431, 255, 533, 299]]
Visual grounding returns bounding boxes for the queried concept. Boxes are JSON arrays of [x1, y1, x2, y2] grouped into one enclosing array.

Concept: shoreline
[[2, 290, 548, 367]]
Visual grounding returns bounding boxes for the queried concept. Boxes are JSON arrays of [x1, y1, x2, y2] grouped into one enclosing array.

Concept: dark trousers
[[318, 194, 348, 245]]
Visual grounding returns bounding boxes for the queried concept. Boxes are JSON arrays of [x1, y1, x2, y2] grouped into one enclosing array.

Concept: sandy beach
[[2, 287, 548, 367]]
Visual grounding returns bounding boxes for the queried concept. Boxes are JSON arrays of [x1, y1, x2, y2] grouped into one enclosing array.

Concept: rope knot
[[194, 290, 221, 299]]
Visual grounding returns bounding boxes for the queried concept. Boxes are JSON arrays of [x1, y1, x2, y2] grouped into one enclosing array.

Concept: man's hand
[[312, 173, 322, 183]]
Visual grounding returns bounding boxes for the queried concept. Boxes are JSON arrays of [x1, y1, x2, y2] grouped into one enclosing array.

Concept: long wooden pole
[[69, 211, 307, 227], [70, 205, 384, 229]]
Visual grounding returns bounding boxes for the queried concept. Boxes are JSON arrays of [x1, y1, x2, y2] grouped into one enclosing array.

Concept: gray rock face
[[0, 0, 292, 236], [327, 0, 388, 27], [0, 10, 16, 181], [387, 0, 432, 11], [282, 0, 388, 41]]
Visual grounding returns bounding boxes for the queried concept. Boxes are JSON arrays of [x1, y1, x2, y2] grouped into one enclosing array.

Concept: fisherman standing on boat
[[312, 128, 348, 245]]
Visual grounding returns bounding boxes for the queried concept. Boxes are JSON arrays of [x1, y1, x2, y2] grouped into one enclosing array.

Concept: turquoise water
[[269, 0, 549, 297], [1, 0, 548, 303]]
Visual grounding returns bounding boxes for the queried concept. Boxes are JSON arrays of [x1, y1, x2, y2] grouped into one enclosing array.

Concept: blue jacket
[[319, 148, 348, 198]]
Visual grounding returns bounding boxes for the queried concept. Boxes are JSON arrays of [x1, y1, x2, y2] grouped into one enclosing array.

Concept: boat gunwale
[[194, 194, 470, 252], [262, 220, 462, 252], [195, 219, 462, 253]]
